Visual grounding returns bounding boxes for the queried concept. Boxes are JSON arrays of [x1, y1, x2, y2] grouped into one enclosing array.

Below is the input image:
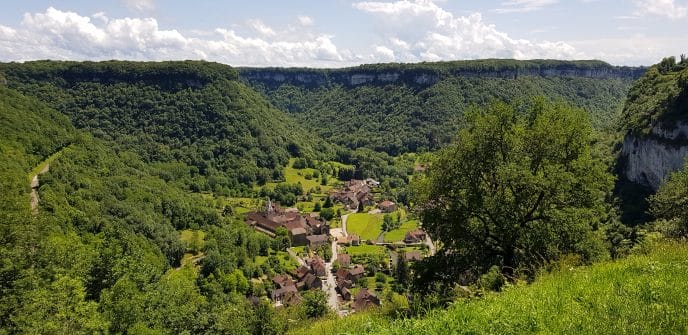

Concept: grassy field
[[179, 229, 205, 250], [384, 220, 419, 243], [344, 245, 388, 256], [292, 240, 688, 335], [347, 213, 384, 241], [262, 158, 341, 194], [254, 251, 299, 272]]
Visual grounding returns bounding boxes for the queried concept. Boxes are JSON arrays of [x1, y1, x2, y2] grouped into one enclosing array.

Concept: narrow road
[[323, 239, 340, 313]]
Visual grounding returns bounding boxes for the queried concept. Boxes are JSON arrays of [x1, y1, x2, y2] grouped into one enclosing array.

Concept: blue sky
[[0, 0, 686, 67]]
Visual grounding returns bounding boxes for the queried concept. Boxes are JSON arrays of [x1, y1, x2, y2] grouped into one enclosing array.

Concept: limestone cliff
[[621, 122, 688, 191], [619, 57, 688, 192], [239, 59, 644, 89]]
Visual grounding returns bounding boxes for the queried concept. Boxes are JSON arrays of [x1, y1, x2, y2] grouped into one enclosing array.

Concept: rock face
[[238, 61, 645, 89], [621, 122, 688, 191]]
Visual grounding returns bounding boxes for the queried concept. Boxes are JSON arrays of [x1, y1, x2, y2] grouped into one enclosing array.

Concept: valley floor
[[292, 239, 688, 335]]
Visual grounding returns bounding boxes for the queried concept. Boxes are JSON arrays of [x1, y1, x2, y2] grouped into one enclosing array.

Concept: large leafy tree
[[414, 99, 613, 278]]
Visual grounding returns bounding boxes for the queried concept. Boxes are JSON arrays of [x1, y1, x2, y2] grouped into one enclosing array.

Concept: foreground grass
[[293, 241, 688, 335]]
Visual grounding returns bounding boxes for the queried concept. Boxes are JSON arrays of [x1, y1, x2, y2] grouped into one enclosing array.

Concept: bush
[[479, 266, 506, 292]]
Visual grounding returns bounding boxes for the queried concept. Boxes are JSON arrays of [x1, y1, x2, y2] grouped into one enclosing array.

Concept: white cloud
[[353, 0, 581, 62], [569, 35, 688, 65], [121, 0, 155, 13], [298, 15, 314, 26], [0, 7, 354, 67], [634, 0, 688, 19], [495, 0, 558, 13], [247, 19, 276, 37]]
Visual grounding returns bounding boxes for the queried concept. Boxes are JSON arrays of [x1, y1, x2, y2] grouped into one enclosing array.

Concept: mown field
[[292, 240, 688, 335], [383, 220, 419, 243], [347, 213, 384, 241]]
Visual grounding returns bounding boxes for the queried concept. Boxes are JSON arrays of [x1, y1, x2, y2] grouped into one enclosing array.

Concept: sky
[[0, 0, 686, 67]]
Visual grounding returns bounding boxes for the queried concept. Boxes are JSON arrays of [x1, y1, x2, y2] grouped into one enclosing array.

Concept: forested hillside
[[240, 60, 643, 155], [0, 61, 333, 196], [0, 80, 320, 333]]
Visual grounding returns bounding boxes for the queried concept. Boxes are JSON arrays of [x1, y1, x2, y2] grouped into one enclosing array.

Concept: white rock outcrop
[[622, 122, 688, 191]]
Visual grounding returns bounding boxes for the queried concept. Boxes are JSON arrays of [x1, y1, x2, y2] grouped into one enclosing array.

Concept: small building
[[404, 229, 427, 244], [365, 178, 380, 187], [337, 254, 351, 268], [294, 265, 311, 281], [306, 216, 329, 235], [271, 285, 298, 304], [353, 288, 380, 311], [289, 227, 308, 246], [348, 234, 361, 246], [349, 264, 365, 281], [404, 250, 423, 262], [272, 274, 295, 289], [301, 273, 323, 290], [341, 287, 352, 301], [378, 200, 397, 213], [307, 234, 330, 249], [310, 256, 327, 277]]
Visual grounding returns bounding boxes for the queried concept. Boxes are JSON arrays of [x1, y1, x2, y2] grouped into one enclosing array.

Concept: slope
[[0, 82, 297, 334], [240, 59, 644, 156], [292, 240, 688, 335], [0, 60, 332, 195], [616, 57, 688, 224]]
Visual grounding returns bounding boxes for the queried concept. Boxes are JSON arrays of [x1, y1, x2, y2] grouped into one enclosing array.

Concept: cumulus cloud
[[353, 0, 581, 62], [634, 0, 688, 19], [0, 7, 353, 67]]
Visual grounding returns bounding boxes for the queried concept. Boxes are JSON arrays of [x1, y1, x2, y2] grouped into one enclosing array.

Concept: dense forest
[[240, 60, 642, 156]]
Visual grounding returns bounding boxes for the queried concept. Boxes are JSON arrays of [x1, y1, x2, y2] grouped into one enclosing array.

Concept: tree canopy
[[414, 99, 613, 280]]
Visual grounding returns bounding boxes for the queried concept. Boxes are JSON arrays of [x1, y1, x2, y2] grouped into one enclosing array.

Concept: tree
[[301, 290, 328, 318], [395, 251, 410, 291], [314, 202, 322, 212], [13, 275, 109, 334], [320, 207, 335, 221], [414, 99, 612, 279], [273, 227, 291, 251], [323, 196, 333, 208], [650, 163, 688, 236], [382, 214, 394, 231]]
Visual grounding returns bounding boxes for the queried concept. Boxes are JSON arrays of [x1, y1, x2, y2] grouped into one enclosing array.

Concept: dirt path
[[28, 145, 70, 215], [341, 212, 352, 237], [287, 248, 307, 267], [29, 164, 51, 214]]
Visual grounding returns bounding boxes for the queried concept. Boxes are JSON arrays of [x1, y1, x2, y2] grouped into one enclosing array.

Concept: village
[[244, 174, 434, 315]]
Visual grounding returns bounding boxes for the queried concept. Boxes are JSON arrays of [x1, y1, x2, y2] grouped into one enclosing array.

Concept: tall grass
[[292, 241, 688, 334]]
